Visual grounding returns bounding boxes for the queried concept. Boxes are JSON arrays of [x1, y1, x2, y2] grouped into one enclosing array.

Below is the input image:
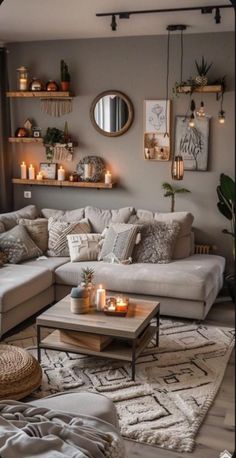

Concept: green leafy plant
[[162, 182, 191, 212], [43, 127, 65, 162], [195, 56, 212, 76], [217, 173, 235, 254], [81, 267, 95, 287], [60, 60, 70, 82]]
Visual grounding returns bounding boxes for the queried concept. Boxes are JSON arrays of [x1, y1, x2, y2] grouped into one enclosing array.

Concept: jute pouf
[[0, 344, 42, 400]]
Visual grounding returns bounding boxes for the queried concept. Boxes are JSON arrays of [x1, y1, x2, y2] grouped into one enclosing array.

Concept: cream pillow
[[18, 218, 48, 253], [67, 233, 103, 262], [47, 217, 91, 257], [98, 223, 139, 263]]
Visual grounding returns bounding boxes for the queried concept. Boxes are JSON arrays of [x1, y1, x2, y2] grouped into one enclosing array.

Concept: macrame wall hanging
[[40, 98, 73, 117], [53, 143, 73, 162]]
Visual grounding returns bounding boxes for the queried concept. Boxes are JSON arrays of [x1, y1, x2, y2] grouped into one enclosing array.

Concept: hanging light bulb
[[197, 101, 206, 117], [218, 109, 225, 124], [172, 155, 184, 180], [189, 99, 196, 127]]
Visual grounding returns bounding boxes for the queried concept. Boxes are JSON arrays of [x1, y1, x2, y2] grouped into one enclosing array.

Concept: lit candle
[[57, 165, 65, 181], [84, 163, 92, 180], [96, 284, 106, 311], [20, 161, 27, 179], [36, 172, 43, 181], [28, 164, 35, 180], [108, 304, 116, 312], [19, 78, 28, 91], [105, 170, 112, 185], [116, 297, 128, 312]]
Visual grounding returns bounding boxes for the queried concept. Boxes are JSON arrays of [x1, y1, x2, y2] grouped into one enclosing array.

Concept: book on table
[[59, 330, 113, 351]]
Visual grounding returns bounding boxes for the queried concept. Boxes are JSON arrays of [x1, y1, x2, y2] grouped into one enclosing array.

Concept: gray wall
[[7, 32, 235, 264]]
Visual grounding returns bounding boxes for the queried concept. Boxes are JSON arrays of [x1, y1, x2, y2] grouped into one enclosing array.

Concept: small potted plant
[[80, 267, 95, 307], [162, 182, 190, 212], [60, 60, 71, 91], [43, 127, 65, 162], [195, 56, 212, 86]]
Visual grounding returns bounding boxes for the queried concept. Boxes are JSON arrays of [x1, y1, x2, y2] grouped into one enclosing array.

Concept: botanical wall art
[[174, 116, 210, 171], [144, 100, 171, 161]]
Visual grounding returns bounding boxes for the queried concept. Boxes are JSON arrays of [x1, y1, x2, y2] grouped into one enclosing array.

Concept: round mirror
[[90, 90, 134, 137]]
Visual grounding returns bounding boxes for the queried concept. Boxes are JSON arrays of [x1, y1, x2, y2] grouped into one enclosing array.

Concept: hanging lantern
[[218, 109, 226, 124], [172, 155, 184, 180], [17, 66, 29, 91], [197, 101, 206, 118], [189, 99, 196, 128]]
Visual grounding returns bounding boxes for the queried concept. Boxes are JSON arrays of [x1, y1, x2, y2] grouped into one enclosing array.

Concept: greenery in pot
[[80, 267, 96, 307], [60, 60, 70, 90], [217, 173, 235, 302], [195, 56, 212, 86], [43, 127, 65, 162], [162, 182, 190, 212]]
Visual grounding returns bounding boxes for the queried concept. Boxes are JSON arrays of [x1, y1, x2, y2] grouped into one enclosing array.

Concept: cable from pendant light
[[164, 28, 170, 138], [180, 28, 184, 84]]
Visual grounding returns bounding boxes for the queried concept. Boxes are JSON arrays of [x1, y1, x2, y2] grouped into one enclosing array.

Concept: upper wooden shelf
[[12, 178, 114, 189], [9, 137, 43, 143], [6, 91, 74, 98], [177, 85, 223, 94]]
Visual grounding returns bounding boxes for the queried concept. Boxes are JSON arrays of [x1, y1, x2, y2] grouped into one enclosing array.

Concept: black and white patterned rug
[[5, 319, 235, 452]]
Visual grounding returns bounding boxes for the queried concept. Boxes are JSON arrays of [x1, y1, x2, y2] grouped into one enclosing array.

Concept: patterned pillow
[[67, 233, 103, 262], [133, 221, 180, 264], [0, 250, 8, 267], [18, 218, 48, 253], [0, 221, 5, 234], [0, 225, 42, 264], [98, 223, 139, 263], [47, 217, 91, 257]]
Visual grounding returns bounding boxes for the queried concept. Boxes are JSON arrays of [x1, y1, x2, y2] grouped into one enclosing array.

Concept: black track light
[[111, 14, 117, 31], [215, 7, 221, 24]]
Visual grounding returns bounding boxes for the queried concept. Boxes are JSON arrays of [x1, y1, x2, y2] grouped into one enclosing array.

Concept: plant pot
[[225, 273, 235, 303], [61, 81, 70, 91], [195, 75, 208, 86]]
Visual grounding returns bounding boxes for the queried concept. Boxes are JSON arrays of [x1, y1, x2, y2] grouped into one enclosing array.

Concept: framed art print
[[144, 100, 171, 161], [40, 162, 57, 179], [174, 116, 210, 171]]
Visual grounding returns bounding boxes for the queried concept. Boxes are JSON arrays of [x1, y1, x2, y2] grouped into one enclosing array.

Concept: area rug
[[4, 320, 234, 453]]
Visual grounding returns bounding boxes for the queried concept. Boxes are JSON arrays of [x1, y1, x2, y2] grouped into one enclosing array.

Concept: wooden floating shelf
[[12, 178, 114, 189], [6, 91, 74, 98], [177, 85, 223, 94], [9, 137, 43, 143]]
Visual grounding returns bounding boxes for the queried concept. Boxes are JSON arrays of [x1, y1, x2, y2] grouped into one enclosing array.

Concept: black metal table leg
[[37, 325, 41, 363], [131, 339, 136, 381], [156, 308, 160, 347]]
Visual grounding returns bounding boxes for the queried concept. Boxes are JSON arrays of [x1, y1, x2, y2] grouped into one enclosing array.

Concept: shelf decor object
[[6, 91, 74, 117], [77, 156, 106, 182], [17, 66, 29, 91], [143, 100, 171, 161]]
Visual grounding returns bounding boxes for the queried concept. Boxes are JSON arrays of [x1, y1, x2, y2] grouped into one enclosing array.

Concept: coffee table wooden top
[[37, 295, 159, 339]]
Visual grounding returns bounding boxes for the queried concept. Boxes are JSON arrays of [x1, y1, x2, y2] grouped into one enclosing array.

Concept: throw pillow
[[84, 206, 134, 233], [0, 222, 5, 234], [67, 233, 103, 262], [18, 218, 48, 253], [98, 223, 139, 262], [132, 221, 180, 264], [0, 250, 8, 267], [47, 217, 91, 257], [0, 225, 42, 264], [0, 205, 39, 231]]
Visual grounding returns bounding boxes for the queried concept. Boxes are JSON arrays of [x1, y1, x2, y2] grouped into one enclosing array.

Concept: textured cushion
[[0, 251, 8, 267], [0, 264, 53, 312], [41, 208, 84, 222], [0, 205, 39, 231], [67, 233, 103, 262], [55, 255, 225, 302], [0, 222, 5, 234], [47, 218, 91, 257], [133, 221, 180, 264], [85, 206, 134, 233], [18, 218, 48, 253], [0, 225, 42, 264], [98, 223, 139, 262], [173, 234, 192, 260]]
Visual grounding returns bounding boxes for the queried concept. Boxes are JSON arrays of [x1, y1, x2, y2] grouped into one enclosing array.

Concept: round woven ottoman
[[0, 345, 42, 400]]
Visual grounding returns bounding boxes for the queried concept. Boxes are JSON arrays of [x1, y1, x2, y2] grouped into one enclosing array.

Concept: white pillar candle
[[20, 161, 27, 179], [105, 170, 112, 185], [19, 78, 28, 91], [36, 172, 43, 181], [28, 164, 35, 180], [84, 163, 92, 179], [96, 284, 106, 311], [57, 165, 65, 181]]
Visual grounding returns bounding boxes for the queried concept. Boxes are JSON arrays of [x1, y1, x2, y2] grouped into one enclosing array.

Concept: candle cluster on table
[[104, 296, 129, 315]]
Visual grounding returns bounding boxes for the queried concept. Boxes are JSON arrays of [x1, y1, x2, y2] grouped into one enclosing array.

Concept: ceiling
[[0, 0, 234, 43]]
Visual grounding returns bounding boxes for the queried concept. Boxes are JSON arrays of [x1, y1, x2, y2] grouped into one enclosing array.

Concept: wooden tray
[[103, 310, 127, 317]]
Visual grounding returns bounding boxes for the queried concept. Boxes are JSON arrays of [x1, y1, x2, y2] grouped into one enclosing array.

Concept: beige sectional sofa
[[0, 205, 225, 338]]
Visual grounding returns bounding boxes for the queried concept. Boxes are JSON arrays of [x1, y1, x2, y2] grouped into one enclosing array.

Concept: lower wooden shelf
[[12, 178, 114, 189]]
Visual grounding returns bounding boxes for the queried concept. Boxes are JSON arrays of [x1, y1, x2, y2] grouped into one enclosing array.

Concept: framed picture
[[174, 116, 210, 171], [144, 100, 170, 134], [40, 162, 57, 179], [143, 100, 171, 161]]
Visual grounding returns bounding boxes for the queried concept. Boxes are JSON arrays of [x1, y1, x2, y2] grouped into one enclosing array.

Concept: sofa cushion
[[55, 255, 225, 302], [0, 225, 42, 264], [18, 218, 48, 253], [67, 234, 103, 262], [41, 208, 84, 222], [84, 206, 134, 233], [0, 264, 53, 313], [0, 222, 5, 234], [133, 221, 180, 263], [47, 218, 91, 257], [0, 205, 39, 231], [98, 223, 139, 262], [22, 256, 70, 273]]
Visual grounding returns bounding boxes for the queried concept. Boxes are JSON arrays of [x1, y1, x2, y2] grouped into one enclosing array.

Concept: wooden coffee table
[[36, 295, 160, 380]]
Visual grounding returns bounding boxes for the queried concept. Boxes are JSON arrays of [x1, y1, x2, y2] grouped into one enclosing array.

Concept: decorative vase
[[46, 80, 59, 91], [61, 81, 70, 91], [29, 78, 45, 91], [70, 286, 89, 314], [80, 282, 96, 308], [195, 75, 208, 86]]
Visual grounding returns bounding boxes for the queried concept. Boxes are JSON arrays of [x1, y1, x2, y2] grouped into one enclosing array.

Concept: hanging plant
[[43, 127, 65, 162]]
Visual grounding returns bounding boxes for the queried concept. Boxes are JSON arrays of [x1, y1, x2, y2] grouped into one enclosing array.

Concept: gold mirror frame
[[90, 90, 134, 137]]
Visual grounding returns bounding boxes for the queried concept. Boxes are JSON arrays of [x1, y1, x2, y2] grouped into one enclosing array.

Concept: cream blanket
[[0, 400, 124, 458]]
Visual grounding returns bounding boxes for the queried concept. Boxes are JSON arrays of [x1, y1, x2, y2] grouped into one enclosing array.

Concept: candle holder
[[104, 297, 129, 317]]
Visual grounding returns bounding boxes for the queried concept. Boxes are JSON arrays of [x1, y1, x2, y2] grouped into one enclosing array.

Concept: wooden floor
[[124, 299, 235, 457]]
